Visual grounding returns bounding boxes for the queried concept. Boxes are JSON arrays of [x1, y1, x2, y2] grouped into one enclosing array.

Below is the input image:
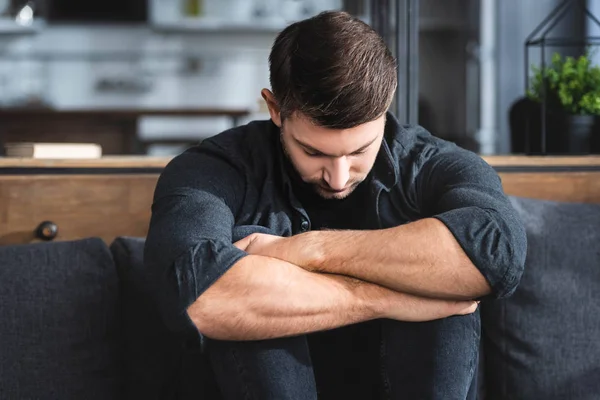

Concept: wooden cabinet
[[0, 174, 159, 245], [0, 157, 166, 245], [491, 156, 600, 204]]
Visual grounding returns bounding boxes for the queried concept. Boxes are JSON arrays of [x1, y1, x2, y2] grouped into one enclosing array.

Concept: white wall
[[0, 25, 277, 142], [0, 0, 343, 148]]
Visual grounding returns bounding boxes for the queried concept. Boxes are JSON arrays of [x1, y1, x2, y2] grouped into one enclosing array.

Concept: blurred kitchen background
[[0, 0, 596, 156]]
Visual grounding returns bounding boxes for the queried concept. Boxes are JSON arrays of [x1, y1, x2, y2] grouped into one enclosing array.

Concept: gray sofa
[[1, 196, 599, 400]]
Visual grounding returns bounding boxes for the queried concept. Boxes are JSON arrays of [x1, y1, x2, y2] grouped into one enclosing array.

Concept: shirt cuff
[[159, 240, 248, 335], [433, 207, 525, 298]]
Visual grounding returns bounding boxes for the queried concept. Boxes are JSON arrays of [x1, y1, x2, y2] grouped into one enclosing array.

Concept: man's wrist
[[293, 231, 328, 272], [297, 229, 361, 274], [349, 277, 387, 319]]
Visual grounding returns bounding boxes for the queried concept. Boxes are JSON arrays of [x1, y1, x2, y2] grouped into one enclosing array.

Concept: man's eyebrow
[[293, 136, 378, 157]]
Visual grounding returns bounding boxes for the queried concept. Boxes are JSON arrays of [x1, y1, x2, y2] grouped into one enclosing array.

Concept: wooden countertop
[[483, 155, 600, 167], [0, 156, 171, 169], [1, 155, 600, 170]]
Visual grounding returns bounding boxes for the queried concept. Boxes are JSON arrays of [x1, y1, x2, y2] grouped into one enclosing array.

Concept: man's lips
[[319, 185, 349, 193]]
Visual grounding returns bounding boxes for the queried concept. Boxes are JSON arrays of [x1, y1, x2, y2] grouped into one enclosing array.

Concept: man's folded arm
[[274, 149, 527, 300], [146, 188, 481, 340], [144, 149, 478, 341], [416, 149, 528, 299]]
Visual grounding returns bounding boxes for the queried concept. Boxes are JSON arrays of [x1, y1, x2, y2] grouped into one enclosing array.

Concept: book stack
[[4, 143, 103, 159]]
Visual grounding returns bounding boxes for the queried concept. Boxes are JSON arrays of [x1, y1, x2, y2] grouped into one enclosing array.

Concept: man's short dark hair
[[268, 11, 397, 129]]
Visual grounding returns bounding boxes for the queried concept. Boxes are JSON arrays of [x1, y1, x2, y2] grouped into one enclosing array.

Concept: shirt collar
[[373, 112, 401, 190]]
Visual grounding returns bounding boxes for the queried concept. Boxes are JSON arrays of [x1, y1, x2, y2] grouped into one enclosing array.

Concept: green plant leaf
[[527, 51, 600, 115]]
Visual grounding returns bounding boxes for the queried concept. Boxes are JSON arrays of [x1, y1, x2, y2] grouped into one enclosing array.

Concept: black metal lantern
[[523, 0, 600, 154]]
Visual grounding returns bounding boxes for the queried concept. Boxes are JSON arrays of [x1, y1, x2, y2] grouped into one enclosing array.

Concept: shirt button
[[300, 220, 309, 232]]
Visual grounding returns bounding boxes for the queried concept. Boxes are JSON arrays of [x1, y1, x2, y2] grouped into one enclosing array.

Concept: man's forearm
[[187, 252, 478, 341], [187, 254, 379, 341], [298, 218, 491, 300]]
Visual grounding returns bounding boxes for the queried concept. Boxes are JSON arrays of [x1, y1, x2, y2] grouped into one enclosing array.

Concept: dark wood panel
[[0, 174, 158, 245], [0, 108, 250, 156], [0, 116, 137, 154]]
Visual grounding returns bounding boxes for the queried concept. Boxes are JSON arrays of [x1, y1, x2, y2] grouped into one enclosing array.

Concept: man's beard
[[313, 180, 361, 200], [280, 134, 363, 200]]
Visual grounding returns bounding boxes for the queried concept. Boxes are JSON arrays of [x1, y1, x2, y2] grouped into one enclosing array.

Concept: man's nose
[[323, 156, 350, 190]]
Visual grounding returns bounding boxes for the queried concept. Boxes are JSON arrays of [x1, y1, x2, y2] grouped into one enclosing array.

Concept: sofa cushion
[[0, 238, 122, 400], [481, 196, 600, 400], [110, 236, 221, 400]]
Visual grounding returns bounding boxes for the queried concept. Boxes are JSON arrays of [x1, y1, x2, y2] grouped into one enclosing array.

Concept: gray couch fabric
[[0, 238, 121, 400], [1, 201, 598, 399], [111, 236, 180, 399], [109, 226, 274, 399], [481, 196, 600, 400], [111, 236, 221, 400]]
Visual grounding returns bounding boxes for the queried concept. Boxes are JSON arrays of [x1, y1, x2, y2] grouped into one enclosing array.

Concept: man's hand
[[368, 286, 479, 322], [235, 219, 492, 300], [234, 232, 317, 269], [233, 232, 479, 322]]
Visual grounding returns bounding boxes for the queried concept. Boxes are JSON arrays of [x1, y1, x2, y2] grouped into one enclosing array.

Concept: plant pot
[[564, 114, 597, 154], [510, 98, 600, 154], [510, 98, 568, 154]]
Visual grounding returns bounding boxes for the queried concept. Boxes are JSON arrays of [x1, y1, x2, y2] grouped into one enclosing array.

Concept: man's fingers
[[233, 234, 256, 251], [454, 300, 479, 315]]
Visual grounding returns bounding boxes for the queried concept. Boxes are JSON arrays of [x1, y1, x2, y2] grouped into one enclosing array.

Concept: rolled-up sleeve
[[144, 145, 249, 333], [416, 148, 527, 298]]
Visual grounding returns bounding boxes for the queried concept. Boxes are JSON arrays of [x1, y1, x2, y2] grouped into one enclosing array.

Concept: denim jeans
[[206, 309, 480, 400]]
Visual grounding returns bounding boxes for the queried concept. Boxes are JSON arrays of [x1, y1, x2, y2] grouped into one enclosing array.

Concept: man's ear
[[261, 89, 282, 127]]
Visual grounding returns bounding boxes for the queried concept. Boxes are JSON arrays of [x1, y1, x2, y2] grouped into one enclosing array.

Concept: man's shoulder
[[381, 119, 490, 189], [167, 119, 278, 170], [156, 119, 279, 193], [389, 121, 496, 188], [203, 119, 277, 158], [386, 121, 465, 168]]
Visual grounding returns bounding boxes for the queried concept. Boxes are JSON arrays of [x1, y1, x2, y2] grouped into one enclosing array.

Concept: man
[[145, 11, 527, 400]]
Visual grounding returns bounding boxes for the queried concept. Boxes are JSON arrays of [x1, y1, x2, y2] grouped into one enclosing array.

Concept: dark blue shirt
[[144, 113, 527, 333]]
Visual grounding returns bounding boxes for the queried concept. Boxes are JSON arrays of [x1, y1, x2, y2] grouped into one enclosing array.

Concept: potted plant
[[527, 51, 600, 154]]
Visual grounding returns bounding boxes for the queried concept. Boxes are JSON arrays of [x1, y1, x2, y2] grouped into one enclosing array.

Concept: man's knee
[[382, 309, 480, 350], [206, 335, 317, 400], [381, 311, 481, 399]]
